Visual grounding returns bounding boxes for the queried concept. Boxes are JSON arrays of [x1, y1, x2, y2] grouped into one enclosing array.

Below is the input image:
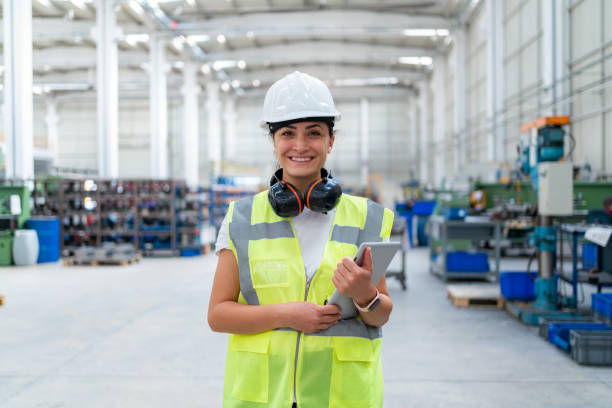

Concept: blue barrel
[[25, 217, 60, 263]]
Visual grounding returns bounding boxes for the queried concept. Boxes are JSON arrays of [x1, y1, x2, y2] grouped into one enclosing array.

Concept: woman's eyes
[[280, 130, 323, 137]]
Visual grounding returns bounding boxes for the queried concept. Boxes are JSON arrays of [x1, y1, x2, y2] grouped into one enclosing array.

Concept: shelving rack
[[30, 177, 211, 257], [209, 184, 259, 228]]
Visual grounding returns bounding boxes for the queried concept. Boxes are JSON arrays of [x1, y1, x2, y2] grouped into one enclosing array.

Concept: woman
[[208, 71, 394, 408]]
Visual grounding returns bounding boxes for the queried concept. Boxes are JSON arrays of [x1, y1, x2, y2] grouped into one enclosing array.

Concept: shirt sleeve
[[214, 212, 231, 255]]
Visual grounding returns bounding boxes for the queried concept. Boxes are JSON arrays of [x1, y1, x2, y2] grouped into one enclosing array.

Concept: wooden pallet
[[447, 284, 504, 309], [63, 253, 142, 267]]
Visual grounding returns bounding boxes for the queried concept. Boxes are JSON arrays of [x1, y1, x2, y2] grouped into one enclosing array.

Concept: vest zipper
[[293, 270, 314, 404]]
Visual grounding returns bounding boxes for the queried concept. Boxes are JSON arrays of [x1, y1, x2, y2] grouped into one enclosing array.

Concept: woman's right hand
[[281, 302, 342, 333]]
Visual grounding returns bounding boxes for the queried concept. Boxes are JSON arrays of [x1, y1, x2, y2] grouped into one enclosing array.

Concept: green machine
[[0, 185, 32, 265]]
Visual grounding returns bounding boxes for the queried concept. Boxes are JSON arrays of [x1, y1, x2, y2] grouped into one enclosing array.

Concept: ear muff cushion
[[267, 179, 304, 217], [305, 178, 342, 213], [282, 181, 304, 215]]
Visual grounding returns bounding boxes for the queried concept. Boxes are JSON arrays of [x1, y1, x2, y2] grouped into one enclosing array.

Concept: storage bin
[[500, 271, 537, 301], [443, 208, 467, 220], [12, 230, 39, 266], [181, 248, 201, 257], [582, 243, 598, 270], [547, 322, 612, 351], [446, 251, 489, 273], [412, 201, 436, 216], [591, 293, 612, 319], [570, 330, 612, 365]]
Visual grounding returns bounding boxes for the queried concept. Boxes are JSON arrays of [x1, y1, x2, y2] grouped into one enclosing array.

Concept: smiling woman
[[208, 71, 394, 408]]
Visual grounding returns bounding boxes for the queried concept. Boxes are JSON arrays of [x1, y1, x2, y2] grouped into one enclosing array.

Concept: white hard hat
[[260, 71, 342, 129]]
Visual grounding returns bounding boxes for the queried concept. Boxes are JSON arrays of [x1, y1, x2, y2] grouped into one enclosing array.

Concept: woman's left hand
[[332, 247, 378, 306]]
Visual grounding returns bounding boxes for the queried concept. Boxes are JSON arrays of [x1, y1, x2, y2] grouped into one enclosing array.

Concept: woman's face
[[273, 121, 334, 183]]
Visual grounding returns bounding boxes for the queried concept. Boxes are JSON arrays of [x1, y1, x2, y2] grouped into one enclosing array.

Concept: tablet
[[328, 241, 401, 319]]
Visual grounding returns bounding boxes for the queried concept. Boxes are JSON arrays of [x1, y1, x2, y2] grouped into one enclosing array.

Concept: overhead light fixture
[[334, 77, 400, 87], [128, 0, 144, 14], [69, 0, 90, 10], [186, 0, 196, 6], [201, 64, 211, 75], [37, 0, 53, 7], [217, 34, 226, 44], [173, 61, 185, 69], [252, 79, 261, 87], [221, 82, 231, 92], [246, 31, 255, 39], [172, 36, 185, 51], [125, 33, 149, 47], [231, 80, 240, 88], [402, 29, 449, 37], [212, 60, 237, 71], [187, 35, 210, 45], [74, 36, 82, 43], [398, 56, 433, 66], [237, 60, 247, 70]]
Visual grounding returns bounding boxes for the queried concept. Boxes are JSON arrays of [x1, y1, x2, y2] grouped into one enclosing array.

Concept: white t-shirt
[[215, 207, 336, 281]]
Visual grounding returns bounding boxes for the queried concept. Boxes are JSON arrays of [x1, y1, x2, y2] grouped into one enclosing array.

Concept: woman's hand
[[281, 302, 341, 333], [332, 247, 378, 306]]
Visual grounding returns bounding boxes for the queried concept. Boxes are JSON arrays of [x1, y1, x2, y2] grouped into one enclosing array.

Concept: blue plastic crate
[[591, 293, 612, 318], [446, 251, 489, 273], [412, 201, 437, 216], [582, 243, 599, 270], [443, 208, 467, 220], [499, 271, 537, 301], [180, 248, 201, 257], [547, 322, 612, 352]]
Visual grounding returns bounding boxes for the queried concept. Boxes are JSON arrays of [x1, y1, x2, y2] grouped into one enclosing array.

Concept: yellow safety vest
[[224, 191, 394, 408]]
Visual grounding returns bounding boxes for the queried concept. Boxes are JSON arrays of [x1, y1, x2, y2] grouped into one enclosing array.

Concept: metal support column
[[408, 95, 419, 177], [95, 0, 119, 178], [149, 34, 169, 179], [182, 61, 200, 188], [360, 98, 369, 186], [45, 98, 59, 167], [432, 57, 447, 186], [542, 0, 566, 116], [453, 27, 467, 173], [418, 81, 431, 184], [223, 95, 237, 162], [206, 81, 222, 177], [486, 0, 505, 162], [3, 0, 34, 180]]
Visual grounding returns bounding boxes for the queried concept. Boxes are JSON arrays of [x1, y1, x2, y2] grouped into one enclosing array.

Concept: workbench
[[427, 215, 502, 281]]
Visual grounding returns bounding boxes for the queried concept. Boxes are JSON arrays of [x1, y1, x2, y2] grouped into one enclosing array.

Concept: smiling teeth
[[292, 157, 312, 162]]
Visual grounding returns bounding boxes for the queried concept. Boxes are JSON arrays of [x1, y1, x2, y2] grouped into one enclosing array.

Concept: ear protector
[[268, 168, 342, 217]]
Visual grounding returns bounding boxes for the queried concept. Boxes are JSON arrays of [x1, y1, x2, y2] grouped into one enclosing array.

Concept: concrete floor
[[1, 248, 611, 408]]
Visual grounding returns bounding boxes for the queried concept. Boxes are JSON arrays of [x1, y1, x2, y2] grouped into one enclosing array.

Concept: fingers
[[321, 304, 342, 314]]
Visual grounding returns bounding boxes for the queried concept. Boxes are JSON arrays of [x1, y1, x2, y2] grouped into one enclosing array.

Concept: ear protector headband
[[268, 168, 342, 217]]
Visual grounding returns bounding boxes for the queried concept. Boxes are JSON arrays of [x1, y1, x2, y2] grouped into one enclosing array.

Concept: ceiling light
[[398, 56, 433, 66], [128, 0, 144, 14], [221, 82, 231, 92], [334, 77, 399, 87], [231, 80, 240, 88], [69, 0, 90, 10], [173, 61, 185, 69], [212, 60, 237, 70], [74, 36, 82, 43], [246, 31, 255, 39], [186, 0, 196, 6], [237, 60, 246, 70], [172, 37, 185, 51], [252, 79, 260, 87], [187, 35, 210, 45], [125, 33, 149, 47], [201, 64, 211, 75], [37, 0, 53, 7], [403, 29, 449, 37], [217, 34, 226, 44], [33, 86, 43, 95]]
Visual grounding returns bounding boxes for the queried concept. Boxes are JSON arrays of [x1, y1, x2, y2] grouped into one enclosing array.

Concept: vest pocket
[[230, 332, 271, 403], [329, 337, 375, 408]]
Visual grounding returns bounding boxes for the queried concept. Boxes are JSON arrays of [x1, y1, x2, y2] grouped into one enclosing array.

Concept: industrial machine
[[508, 116, 583, 324]]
